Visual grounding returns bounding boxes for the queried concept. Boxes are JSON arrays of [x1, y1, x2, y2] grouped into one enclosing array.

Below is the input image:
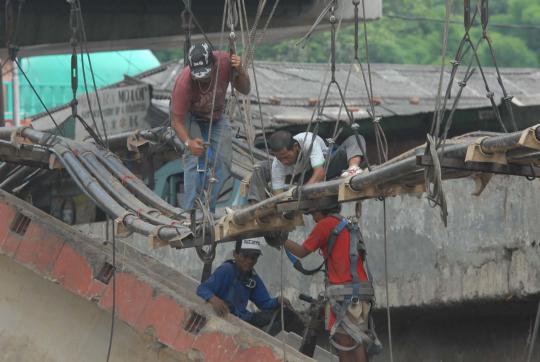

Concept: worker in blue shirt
[[197, 239, 302, 335]]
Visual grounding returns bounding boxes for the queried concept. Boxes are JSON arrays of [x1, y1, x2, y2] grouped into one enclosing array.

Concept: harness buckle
[[351, 296, 360, 305]]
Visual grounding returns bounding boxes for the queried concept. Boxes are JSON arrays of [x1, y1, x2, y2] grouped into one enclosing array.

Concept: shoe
[[340, 165, 363, 178]]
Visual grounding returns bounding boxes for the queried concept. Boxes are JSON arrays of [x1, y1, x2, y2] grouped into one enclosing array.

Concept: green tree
[[254, 0, 539, 68]]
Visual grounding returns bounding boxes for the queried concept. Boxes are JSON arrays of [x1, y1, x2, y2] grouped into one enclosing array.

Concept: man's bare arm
[[305, 166, 326, 185], [171, 113, 205, 156], [230, 54, 251, 94]]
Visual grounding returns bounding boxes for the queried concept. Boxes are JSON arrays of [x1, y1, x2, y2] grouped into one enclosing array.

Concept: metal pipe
[[59, 147, 192, 241], [0, 165, 34, 190], [0, 162, 16, 180], [15, 127, 192, 241], [79, 151, 186, 227], [12, 59, 20, 127], [232, 191, 291, 225], [96, 150, 185, 217]]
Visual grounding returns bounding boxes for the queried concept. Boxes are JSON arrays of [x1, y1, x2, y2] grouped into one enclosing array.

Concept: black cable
[[106, 219, 116, 362], [75, 0, 109, 147], [13, 59, 65, 136], [179, 0, 215, 49], [527, 299, 540, 362]]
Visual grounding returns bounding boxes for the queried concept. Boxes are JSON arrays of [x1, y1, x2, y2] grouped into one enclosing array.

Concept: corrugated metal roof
[[32, 60, 540, 135], [139, 61, 540, 126]]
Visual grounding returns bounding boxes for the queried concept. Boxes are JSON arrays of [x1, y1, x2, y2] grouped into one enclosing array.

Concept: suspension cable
[[66, 0, 105, 147], [75, 0, 109, 148]]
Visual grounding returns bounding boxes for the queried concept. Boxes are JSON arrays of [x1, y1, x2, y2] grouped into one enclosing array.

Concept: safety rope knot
[[458, 80, 467, 88], [450, 59, 460, 66], [351, 123, 360, 131], [229, 31, 236, 40], [373, 116, 382, 124], [486, 91, 495, 99], [326, 138, 336, 145]]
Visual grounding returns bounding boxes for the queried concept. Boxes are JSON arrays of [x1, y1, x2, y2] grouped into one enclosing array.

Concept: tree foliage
[[255, 0, 539, 67]]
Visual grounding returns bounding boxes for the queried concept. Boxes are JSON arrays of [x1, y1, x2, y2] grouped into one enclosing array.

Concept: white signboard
[[75, 84, 152, 141]]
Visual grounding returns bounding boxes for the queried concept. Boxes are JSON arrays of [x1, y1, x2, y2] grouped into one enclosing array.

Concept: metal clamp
[[518, 125, 540, 151], [465, 137, 507, 165]]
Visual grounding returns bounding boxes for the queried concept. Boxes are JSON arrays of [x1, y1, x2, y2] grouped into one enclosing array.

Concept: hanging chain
[[68, 0, 79, 120], [181, 0, 193, 66]]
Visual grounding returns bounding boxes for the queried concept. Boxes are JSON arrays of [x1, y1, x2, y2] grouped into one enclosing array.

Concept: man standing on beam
[[171, 42, 250, 213]]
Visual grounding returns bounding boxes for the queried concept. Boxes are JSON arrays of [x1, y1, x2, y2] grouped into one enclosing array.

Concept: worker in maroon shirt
[[284, 205, 382, 362], [171, 42, 250, 212]]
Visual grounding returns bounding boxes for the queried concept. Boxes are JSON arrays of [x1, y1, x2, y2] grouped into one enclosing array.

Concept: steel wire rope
[[207, 0, 277, 183], [226, 0, 257, 166], [462, 35, 508, 133], [431, 7, 478, 140], [285, 4, 343, 195], [179, 0, 216, 49], [13, 59, 65, 137], [75, 0, 109, 147], [65, 0, 105, 147], [280, 246, 287, 361], [240, 0, 277, 159], [105, 219, 117, 362], [5, 0, 25, 55], [430, 0, 452, 140], [5, 0, 64, 138], [527, 299, 540, 362], [198, 0, 229, 204], [187, 0, 229, 269], [425, 0, 452, 228], [360, 0, 388, 165], [385, 14, 540, 30], [382, 197, 394, 362]]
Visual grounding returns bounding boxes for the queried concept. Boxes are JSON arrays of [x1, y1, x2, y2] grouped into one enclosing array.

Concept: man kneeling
[[197, 239, 301, 335], [247, 130, 367, 204]]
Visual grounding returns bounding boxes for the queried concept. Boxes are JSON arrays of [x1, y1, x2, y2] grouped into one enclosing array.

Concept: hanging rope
[[66, 0, 105, 147], [527, 299, 540, 362], [75, 0, 109, 148]]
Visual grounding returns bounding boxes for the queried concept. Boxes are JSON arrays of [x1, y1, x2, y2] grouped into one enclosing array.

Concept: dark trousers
[[248, 307, 304, 336]]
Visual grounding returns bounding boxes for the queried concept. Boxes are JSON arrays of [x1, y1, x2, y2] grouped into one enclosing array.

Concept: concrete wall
[[0, 255, 185, 362], [76, 174, 540, 361], [77, 174, 540, 308]]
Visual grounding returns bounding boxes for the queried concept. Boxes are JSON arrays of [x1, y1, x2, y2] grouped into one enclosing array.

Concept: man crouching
[[197, 239, 301, 335]]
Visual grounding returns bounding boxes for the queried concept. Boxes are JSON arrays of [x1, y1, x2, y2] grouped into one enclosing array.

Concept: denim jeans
[[182, 114, 232, 213]]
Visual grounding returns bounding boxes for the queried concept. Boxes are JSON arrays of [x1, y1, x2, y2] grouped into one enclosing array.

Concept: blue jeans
[[182, 114, 232, 213]]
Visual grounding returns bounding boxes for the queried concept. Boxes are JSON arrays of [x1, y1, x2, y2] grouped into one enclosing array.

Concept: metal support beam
[[419, 155, 540, 178]]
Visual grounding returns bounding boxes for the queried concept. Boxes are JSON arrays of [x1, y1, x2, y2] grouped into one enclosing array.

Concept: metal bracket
[[148, 224, 171, 249], [10, 126, 35, 149], [214, 211, 303, 243], [339, 180, 425, 202], [114, 213, 134, 238], [126, 131, 149, 153], [419, 155, 540, 178], [471, 173, 493, 196], [518, 125, 540, 150], [465, 137, 507, 165], [48, 153, 63, 170], [239, 177, 250, 198]]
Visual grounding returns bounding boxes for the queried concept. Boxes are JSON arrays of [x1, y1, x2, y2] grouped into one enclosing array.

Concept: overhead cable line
[[386, 14, 540, 30], [74, 0, 109, 148], [66, 0, 105, 147]]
